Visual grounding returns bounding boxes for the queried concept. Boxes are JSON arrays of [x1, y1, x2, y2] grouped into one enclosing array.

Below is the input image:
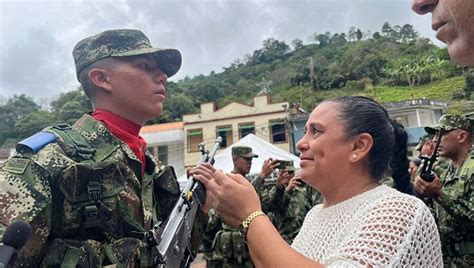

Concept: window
[[269, 120, 287, 143], [216, 125, 233, 148], [187, 129, 203, 152], [239, 123, 255, 139], [157, 145, 168, 165]]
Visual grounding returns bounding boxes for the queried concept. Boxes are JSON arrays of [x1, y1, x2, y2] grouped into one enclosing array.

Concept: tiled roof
[[140, 122, 183, 133]]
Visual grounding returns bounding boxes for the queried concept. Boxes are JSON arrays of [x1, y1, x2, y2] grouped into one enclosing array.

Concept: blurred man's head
[[412, 0, 474, 66], [415, 134, 435, 155], [424, 114, 472, 159], [231, 146, 258, 176]]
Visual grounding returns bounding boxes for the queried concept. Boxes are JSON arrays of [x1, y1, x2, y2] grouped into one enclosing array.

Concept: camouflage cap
[[415, 134, 434, 151], [425, 114, 472, 134], [231, 146, 258, 158], [73, 29, 181, 80]]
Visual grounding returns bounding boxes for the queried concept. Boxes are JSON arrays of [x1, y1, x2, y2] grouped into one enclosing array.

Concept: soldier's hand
[[189, 163, 216, 213], [286, 175, 300, 191], [196, 170, 262, 228], [413, 173, 442, 198], [259, 158, 279, 178], [276, 170, 292, 189]]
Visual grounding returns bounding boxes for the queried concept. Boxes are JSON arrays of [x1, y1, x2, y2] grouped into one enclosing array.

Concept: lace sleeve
[[326, 195, 443, 267]]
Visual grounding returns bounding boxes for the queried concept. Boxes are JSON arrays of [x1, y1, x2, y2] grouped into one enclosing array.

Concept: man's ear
[[349, 133, 373, 163], [89, 68, 112, 92], [458, 130, 470, 144]]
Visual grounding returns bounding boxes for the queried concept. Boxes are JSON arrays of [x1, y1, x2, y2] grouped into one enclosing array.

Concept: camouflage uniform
[[424, 115, 474, 267], [203, 146, 257, 267], [0, 115, 185, 266], [253, 161, 322, 244], [276, 185, 322, 244], [0, 29, 203, 267]]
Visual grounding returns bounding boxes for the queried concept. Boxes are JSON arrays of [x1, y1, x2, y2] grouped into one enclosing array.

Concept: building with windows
[[140, 122, 186, 177], [286, 99, 449, 157], [183, 94, 290, 167], [384, 99, 449, 147]]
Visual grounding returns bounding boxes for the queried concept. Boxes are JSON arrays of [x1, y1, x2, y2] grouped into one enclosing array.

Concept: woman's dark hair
[[325, 96, 403, 181], [389, 119, 413, 194]]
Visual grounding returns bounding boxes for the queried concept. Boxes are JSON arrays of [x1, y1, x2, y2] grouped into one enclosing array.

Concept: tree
[[0, 94, 40, 146], [50, 89, 91, 123], [291, 39, 304, 50], [356, 29, 363, 41], [399, 24, 418, 43], [381, 22, 393, 37], [15, 111, 54, 141], [313, 32, 330, 47]]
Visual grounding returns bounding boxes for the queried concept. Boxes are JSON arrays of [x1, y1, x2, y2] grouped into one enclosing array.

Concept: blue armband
[[16, 132, 57, 154]]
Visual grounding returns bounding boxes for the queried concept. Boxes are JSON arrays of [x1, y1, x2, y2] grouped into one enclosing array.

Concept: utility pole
[[308, 57, 319, 91]]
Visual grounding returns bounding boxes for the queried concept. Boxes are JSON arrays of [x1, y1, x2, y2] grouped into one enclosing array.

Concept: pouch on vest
[[58, 160, 126, 238], [212, 230, 233, 260], [231, 231, 249, 264]]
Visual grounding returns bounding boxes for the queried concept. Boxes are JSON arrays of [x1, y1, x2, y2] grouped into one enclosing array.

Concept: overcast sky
[[0, 0, 438, 104]]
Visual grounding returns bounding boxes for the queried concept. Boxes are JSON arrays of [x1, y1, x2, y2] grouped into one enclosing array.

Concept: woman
[[195, 96, 442, 267]]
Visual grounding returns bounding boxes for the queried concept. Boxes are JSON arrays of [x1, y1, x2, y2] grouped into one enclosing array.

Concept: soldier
[[415, 133, 449, 181], [203, 146, 259, 268], [268, 161, 322, 244], [0, 29, 213, 267], [414, 114, 474, 266]]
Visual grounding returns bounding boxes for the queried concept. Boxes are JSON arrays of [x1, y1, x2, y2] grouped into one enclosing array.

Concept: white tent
[[178, 134, 300, 185]]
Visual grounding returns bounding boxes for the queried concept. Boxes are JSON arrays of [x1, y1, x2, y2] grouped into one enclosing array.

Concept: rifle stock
[[145, 137, 222, 267]]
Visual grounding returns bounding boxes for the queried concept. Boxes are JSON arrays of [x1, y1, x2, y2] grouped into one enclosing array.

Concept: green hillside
[[1, 23, 473, 147]]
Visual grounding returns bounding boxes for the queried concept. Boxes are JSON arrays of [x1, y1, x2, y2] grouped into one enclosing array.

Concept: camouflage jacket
[[0, 114, 186, 267], [434, 150, 474, 260]]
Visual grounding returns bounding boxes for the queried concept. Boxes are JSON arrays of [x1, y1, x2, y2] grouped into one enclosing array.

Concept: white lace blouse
[[292, 185, 443, 267]]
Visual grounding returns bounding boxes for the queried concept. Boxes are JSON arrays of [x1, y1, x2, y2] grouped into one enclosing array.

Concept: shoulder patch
[[1, 158, 30, 174], [16, 132, 57, 155]]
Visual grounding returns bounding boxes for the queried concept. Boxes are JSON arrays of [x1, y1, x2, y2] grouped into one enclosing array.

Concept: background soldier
[[0, 29, 211, 267], [414, 114, 474, 266], [415, 133, 449, 179], [203, 146, 258, 267]]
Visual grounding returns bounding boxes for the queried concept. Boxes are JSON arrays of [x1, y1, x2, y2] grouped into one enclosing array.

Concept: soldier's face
[[296, 102, 353, 190], [437, 129, 463, 158], [412, 0, 474, 66], [105, 55, 168, 124], [420, 140, 434, 155], [234, 156, 252, 176]]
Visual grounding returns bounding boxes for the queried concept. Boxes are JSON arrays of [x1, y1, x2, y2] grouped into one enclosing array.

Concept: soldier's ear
[[458, 130, 470, 144], [89, 68, 112, 92]]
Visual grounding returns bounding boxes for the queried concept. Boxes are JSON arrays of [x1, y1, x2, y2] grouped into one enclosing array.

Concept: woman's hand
[[196, 170, 262, 228], [188, 163, 216, 214]]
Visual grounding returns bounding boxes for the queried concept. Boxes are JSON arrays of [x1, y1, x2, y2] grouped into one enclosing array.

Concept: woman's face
[[296, 102, 354, 189]]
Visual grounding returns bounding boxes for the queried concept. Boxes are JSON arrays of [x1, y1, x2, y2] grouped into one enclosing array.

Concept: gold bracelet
[[239, 210, 266, 240]]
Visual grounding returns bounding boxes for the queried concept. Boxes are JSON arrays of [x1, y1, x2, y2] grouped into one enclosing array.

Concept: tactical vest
[[14, 122, 180, 267]]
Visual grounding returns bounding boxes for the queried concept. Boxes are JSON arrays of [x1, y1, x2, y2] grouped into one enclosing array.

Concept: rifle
[[418, 129, 445, 182], [145, 137, 222, 268]]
